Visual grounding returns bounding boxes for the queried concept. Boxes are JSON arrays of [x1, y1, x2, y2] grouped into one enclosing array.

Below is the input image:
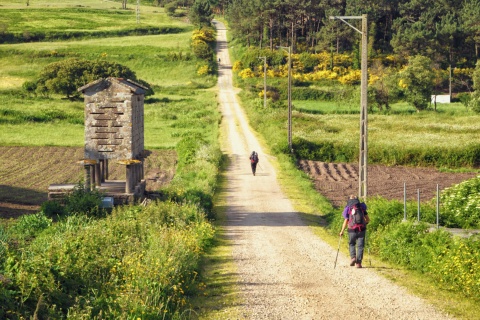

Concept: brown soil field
[[0, 146, 176, 219], [299, 160, 478, 208]]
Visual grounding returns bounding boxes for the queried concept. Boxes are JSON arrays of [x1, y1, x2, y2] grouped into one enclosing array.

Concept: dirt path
[[214, 20, 454, 319]]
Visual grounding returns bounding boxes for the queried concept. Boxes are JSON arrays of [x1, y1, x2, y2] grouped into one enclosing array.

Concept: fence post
[[417, 189, 420, 222], [436, 184, 440, 229]]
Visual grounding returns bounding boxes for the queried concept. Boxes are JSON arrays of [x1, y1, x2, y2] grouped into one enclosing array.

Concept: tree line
[[220, 0, 479, 70]]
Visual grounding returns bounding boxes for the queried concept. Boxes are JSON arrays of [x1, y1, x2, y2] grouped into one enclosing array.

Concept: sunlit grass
[[0, 123, 83, 146], [0, 0, 180, 31], [0, 32, 195, 87]]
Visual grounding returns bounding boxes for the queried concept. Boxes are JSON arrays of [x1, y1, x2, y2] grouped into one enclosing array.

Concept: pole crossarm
[[329, 16, 362, 35]]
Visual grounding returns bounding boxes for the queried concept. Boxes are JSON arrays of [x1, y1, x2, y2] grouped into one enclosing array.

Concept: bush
[[9, 212, 52, 241], [63, 184, 104, 218], [439, 176, 480, 229], [40, 200, 66, 219], [291, 87, 334, 100], [191, 40, 213, 60], [34, 58, 152, 99], [292, 137, 356, 162]]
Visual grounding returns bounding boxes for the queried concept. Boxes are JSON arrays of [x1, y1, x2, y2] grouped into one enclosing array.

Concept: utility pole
[[329, 14, 368, 200], [277, 46, 292, 152], [258, 56, 267, 108]]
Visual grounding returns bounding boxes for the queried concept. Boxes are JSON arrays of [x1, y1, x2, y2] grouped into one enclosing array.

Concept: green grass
[[0, 89, 219, 148], [0, 0, 181, 32], [0, 0, 217, 149]]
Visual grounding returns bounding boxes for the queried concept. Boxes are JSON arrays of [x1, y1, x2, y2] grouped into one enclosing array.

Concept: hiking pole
[[334, 235, 342, 269]]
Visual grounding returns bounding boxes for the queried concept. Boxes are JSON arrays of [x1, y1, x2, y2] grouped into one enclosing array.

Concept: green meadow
[[0, 0, 217, 149]]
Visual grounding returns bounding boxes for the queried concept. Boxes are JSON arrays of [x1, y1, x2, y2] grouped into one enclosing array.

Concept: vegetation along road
[[214, 20, 454, 320]]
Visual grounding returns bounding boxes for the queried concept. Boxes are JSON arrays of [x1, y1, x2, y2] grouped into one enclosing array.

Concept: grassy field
[[294, 100, 479, 151], [0, 0, 217, 149]]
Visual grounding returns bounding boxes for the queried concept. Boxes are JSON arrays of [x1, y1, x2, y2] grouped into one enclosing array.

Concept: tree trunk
[[269, 18, 274, 50]]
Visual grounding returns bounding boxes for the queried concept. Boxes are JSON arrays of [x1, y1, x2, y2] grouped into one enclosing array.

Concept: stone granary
[[48, 77, 149, 205]]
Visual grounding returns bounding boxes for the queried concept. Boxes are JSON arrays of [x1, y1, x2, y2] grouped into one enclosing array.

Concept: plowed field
[[298, 160, 478, 208], [0, 146, 176, 219]]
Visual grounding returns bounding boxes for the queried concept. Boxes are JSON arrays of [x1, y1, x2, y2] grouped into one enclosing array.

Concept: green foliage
[[470, 60, 480, 113], [192, 39, 213, 60], [429, 236, 480, 298], [189, 0, 213, 28], [160, 136, 223, 218], [439, 176, 480, 229], [191, 27, 215, 61], [1, 202, 214, 318], [9, 212, 52, 241], [374, 222, 429, 266], [0, 226, 9, 265], [34, 58, 141, 99], [0, 26, 186, 44], [298, 52, 318, 73], [62, 184, 104, 218], [40, 185, 106, 219], [399, 55, 435, 111], [291, 87, 334, 100], [292, 137, 355, 163], [165, 2, 177, 16]]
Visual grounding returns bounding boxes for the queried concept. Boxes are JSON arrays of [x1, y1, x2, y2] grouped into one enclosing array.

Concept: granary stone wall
[[79, 78, 146, 160]]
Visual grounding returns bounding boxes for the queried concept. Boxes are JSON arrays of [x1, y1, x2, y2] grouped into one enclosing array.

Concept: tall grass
[[1, 202, 215, 319]]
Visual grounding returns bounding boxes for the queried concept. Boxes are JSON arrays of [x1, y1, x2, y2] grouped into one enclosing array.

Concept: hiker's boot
[[356, 262, 362, 268], [350, 258, 356, 266]]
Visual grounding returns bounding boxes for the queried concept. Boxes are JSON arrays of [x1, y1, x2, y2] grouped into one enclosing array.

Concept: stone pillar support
[[77, 159, 98, 191], [118, 159, 141, 194]]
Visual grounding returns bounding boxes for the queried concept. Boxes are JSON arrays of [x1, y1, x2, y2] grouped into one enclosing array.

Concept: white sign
[[431, 95, 451, 104]]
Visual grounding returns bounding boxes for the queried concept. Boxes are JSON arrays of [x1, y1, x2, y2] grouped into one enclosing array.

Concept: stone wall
[[80, 78, 145, 160]]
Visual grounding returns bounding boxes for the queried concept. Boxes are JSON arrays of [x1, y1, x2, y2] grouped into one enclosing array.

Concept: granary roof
[[77, 77, 148, 95]]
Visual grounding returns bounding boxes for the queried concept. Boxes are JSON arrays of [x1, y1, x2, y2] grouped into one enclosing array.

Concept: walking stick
[[334, 235, 342, 269]]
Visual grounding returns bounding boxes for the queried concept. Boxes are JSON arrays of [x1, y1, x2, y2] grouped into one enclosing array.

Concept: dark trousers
[[348, 229, 366, 262], [251, 162, 257, 175]]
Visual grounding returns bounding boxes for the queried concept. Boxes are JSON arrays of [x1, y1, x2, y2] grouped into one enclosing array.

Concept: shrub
[[40, 200, 66, 219], [66, 186, 104, 217], [165, 2, 177, 16], [439, 176, 480, 229], [191, 40, 213, 60], [34, 58, 152, 99], [291, 87, 334, 100], [9, 212, 52, 241]]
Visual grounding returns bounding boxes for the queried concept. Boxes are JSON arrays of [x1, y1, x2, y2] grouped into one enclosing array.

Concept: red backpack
[[348, 202, 367, 231]]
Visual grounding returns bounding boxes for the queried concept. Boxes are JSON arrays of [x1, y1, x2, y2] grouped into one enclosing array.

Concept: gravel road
[[214, 20, 453, 320]]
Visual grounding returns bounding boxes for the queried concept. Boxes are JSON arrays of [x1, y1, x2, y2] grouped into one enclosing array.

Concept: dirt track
[[215, 20, 455, 319]]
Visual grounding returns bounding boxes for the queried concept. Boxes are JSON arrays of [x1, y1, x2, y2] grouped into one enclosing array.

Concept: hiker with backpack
[[339, 195, 370, 268], [249, 151, 259, 176]]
